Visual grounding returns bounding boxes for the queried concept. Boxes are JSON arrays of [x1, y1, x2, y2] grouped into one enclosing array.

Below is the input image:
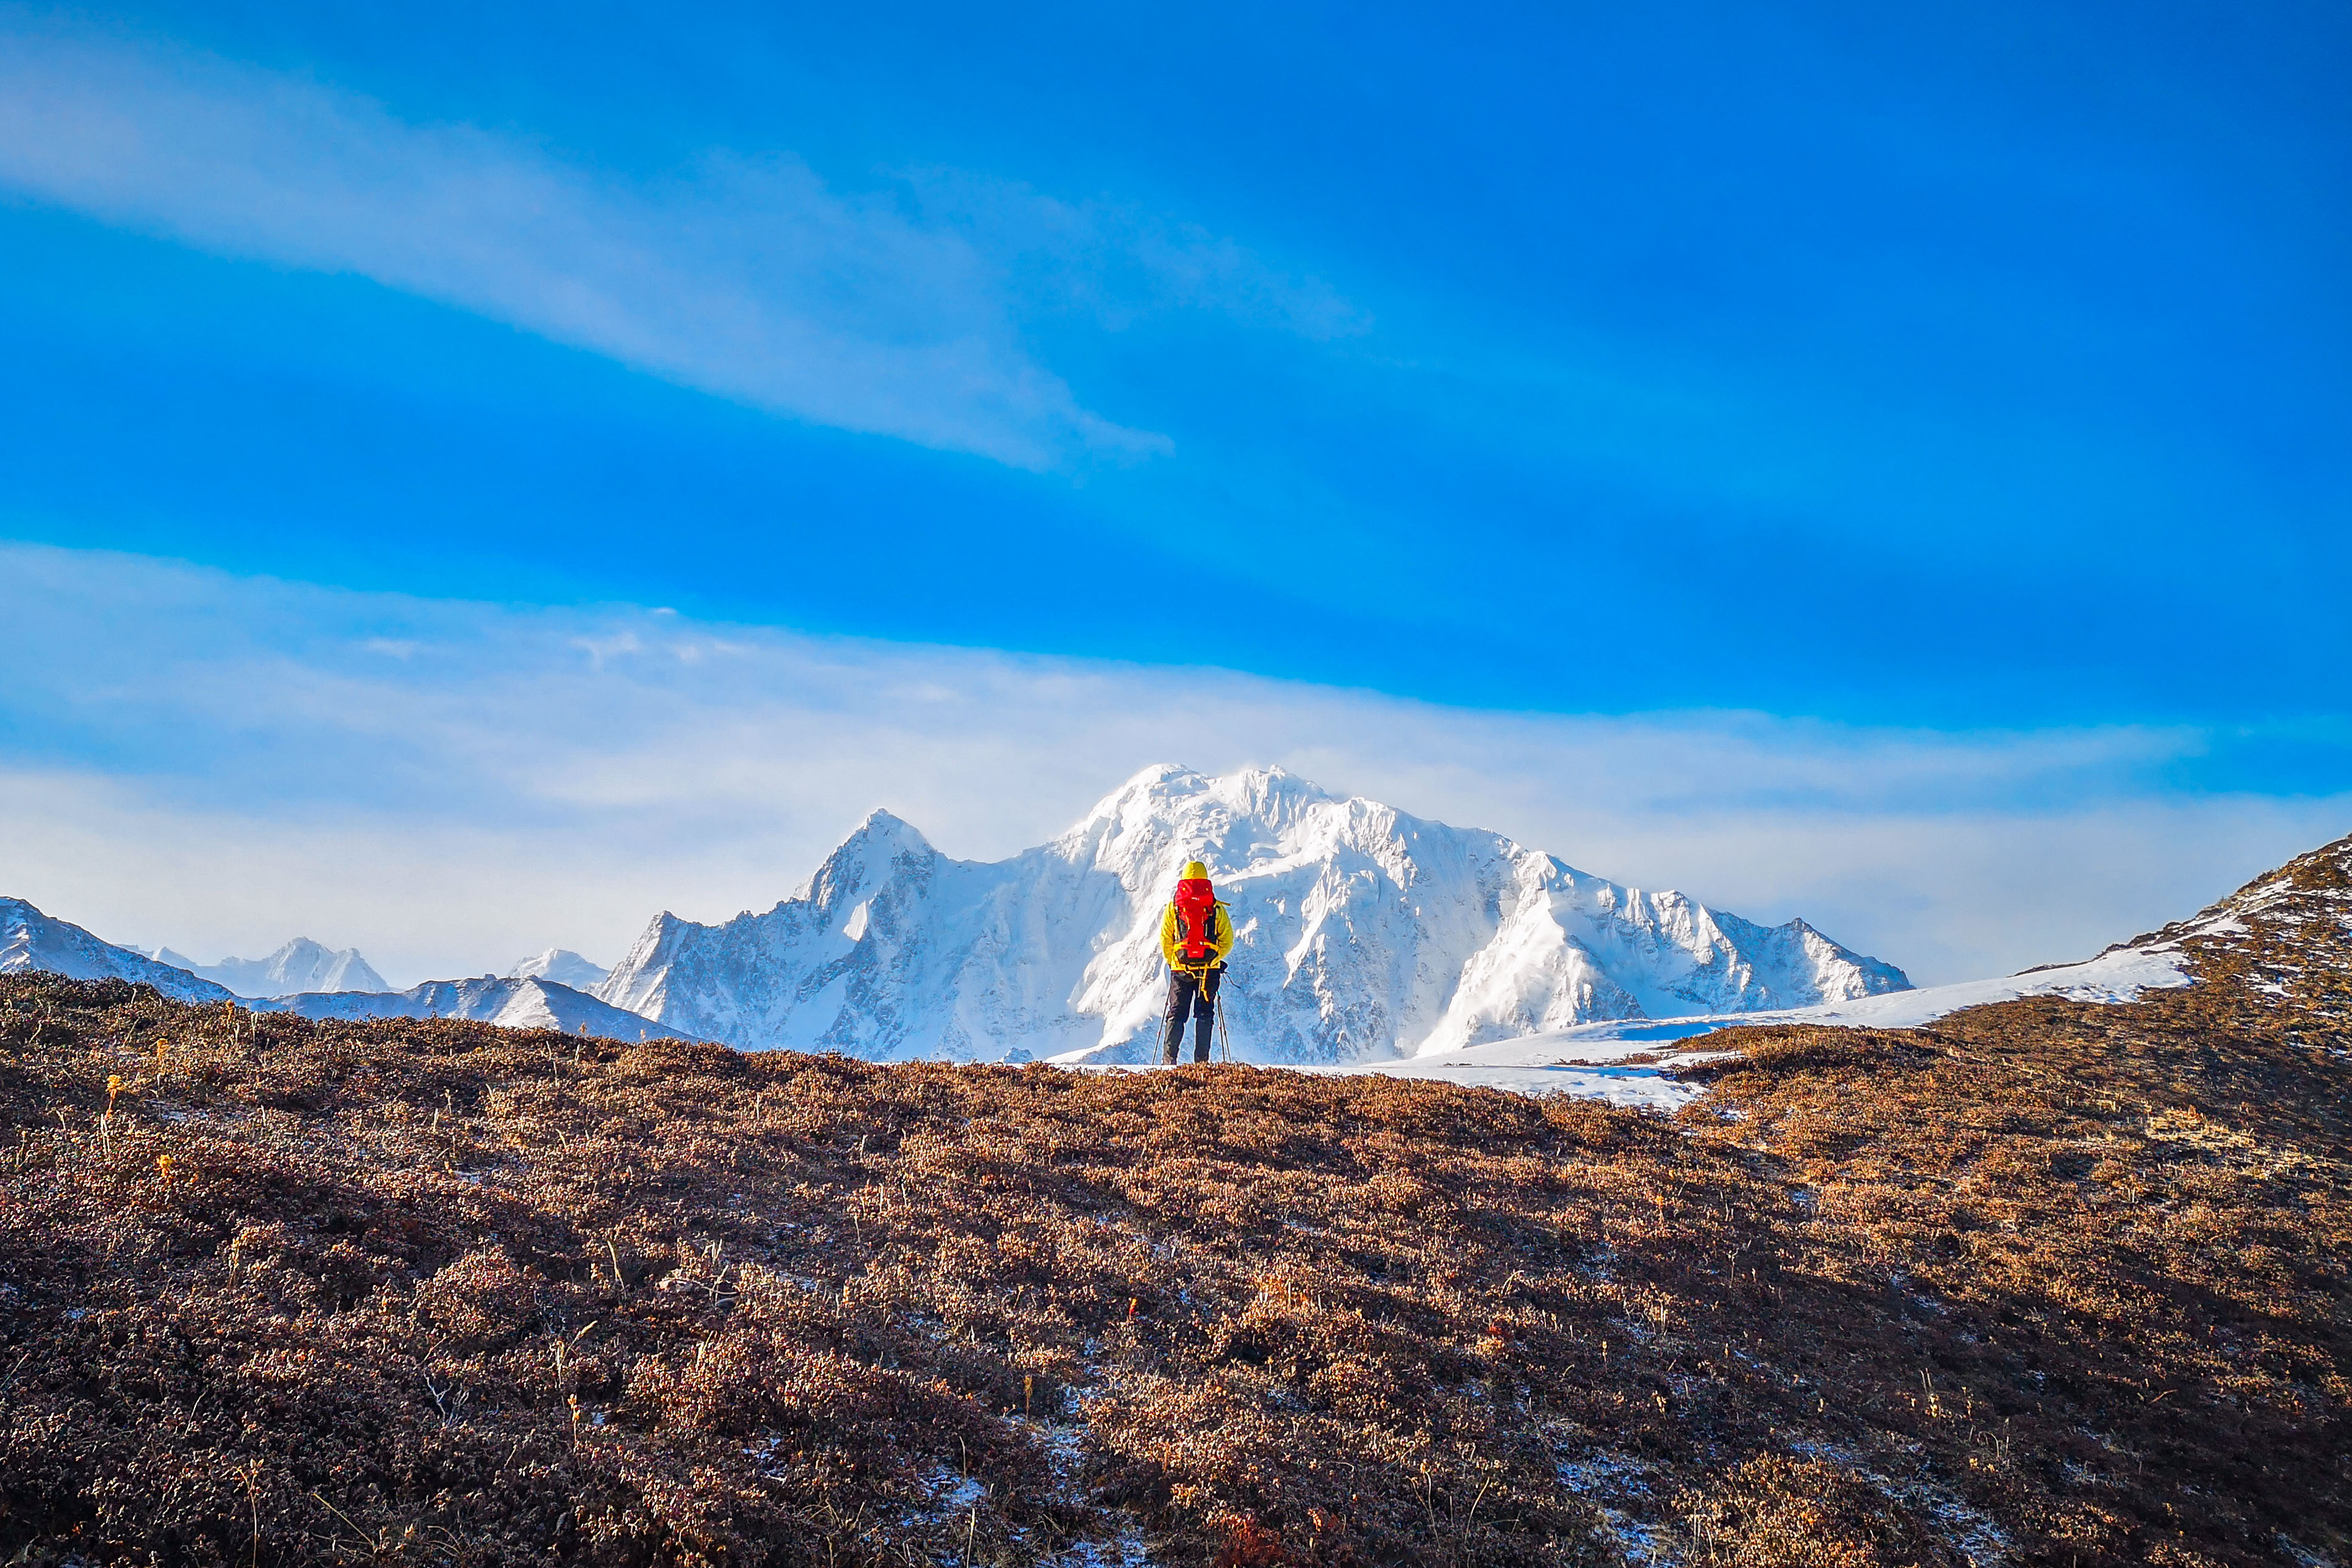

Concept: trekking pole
[[1215, 974, 1234, 1063]]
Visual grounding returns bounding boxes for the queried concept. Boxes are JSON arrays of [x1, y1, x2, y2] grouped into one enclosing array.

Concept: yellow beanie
[[1182, 860, 1209, 879]]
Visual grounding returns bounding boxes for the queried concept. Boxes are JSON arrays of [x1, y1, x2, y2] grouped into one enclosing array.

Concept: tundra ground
[[1, 841, 2346, 1566]]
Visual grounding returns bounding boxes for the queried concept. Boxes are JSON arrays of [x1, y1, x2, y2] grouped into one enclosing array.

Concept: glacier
[[595, 764, 1910, 1062]]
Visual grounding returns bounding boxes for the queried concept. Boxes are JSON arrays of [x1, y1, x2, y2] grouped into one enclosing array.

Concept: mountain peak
[[1087, 763, 1340, 829], [1090, 763, 1208, 812], [1125, 762, 1200, 789], [849, 807, 934, 848], [594, 766, 1910, 1061], [170, 938, 389, 998], [508, 948, 611, 990], [1212, 763, 1340, 816], [782, 807, 942, 913]]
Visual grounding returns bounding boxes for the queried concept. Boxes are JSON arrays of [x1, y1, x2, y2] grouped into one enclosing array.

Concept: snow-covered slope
[[596, 764, 1910, 1062], [508, 949, 610, 990], [1411, 943, 2198, 1063], [156, 938, 389, 998], [1373, 827, 2351, 1097], [2, 897, 236, 1004], [264, 976, 694, 1040]]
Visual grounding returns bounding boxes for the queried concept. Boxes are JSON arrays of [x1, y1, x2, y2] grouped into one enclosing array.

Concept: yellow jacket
[[1160, 899, 1235, 970]]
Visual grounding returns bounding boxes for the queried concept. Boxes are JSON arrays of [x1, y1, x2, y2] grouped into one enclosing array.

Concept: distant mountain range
[[151, 937, 387, 998], [1, 898, 675, 1041], [4, 764, 1919, 1059], [594, 764, 1911, 1062], [265, 974, 689, 1040]]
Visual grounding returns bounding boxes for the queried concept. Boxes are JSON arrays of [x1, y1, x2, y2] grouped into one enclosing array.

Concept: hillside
[[595, 764, 1908, 1062], [0, 835, 2345, 1566]]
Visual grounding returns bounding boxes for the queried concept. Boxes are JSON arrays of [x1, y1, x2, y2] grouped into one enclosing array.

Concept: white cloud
[[0, 20, 1188, 467], [2, 542, 2343, 990], [896, 167, 1373, 340]]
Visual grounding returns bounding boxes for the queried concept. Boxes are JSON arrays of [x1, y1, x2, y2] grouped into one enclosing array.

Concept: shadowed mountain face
[[0, 831, 2343, 1565], [595, 764, 1909, 1060]]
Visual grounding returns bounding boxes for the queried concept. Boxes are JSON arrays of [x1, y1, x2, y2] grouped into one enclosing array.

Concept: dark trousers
[[1162, 967, 1223, 1064]]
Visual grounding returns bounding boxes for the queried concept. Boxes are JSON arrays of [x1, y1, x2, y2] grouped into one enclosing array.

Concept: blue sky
[[1, 2, 2347, 980]]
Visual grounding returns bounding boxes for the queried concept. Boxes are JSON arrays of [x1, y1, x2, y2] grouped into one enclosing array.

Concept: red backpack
[[1174, 877, 1218, 964]]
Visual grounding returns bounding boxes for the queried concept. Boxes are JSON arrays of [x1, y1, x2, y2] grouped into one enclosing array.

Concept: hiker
[[1160, 859, 1235, 1064]]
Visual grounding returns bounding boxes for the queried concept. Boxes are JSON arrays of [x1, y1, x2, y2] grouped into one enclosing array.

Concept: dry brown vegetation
[[2, 838, 2347, 1566]]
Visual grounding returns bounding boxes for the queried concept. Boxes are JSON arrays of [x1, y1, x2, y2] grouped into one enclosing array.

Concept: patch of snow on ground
[[1555, 1448, 1670, 1564], [1788, 1440, 2013, 1566], [2271, 1531, 2340, 1568], [1282, 1054, 1716, 1110], [912, 1467, 985, 1523], [1077, 1053, 1717, 1110], [1052, 1535, 1154, 1568]]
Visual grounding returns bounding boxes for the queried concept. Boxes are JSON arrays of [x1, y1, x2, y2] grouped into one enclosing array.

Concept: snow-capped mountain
[[3, 897, 236, 1005], [507, 948, 611, 990], [154, 938, 389, 998], [595, 764, 1910, 1063], [263, 975, 694, 1040]]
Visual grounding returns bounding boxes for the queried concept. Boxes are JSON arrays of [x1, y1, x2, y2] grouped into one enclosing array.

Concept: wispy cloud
[[897, 168, 1373, 340], [0, 20, 1385, 467], [2, 542, 2342, 988]]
